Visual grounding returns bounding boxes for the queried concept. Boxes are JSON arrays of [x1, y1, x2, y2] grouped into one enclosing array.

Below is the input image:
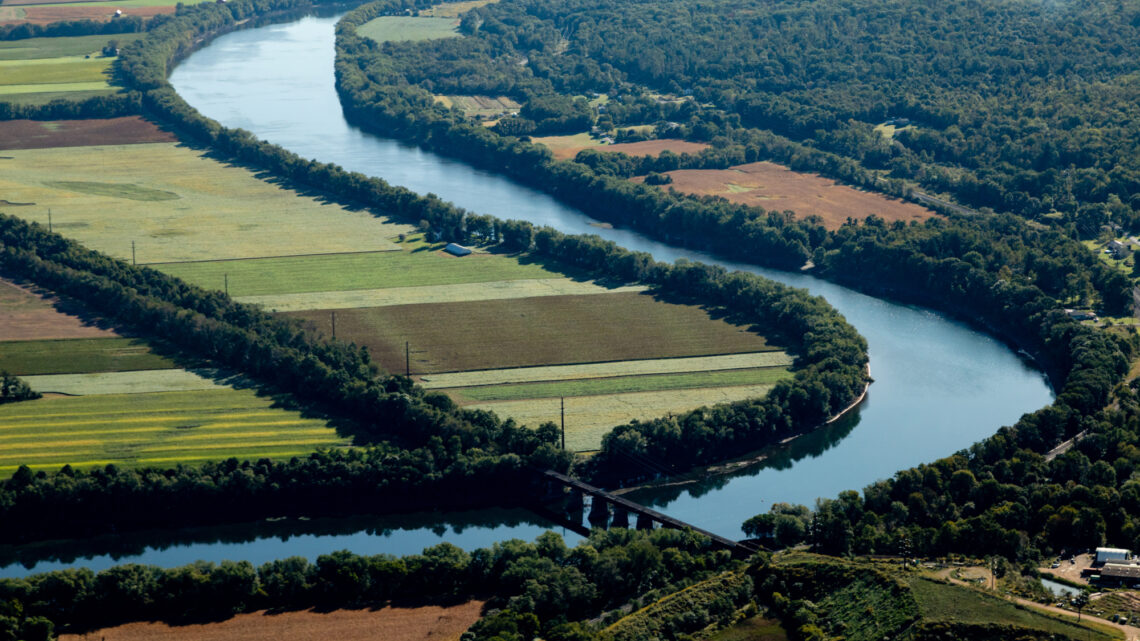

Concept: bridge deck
[[543, 470, 744, 551]]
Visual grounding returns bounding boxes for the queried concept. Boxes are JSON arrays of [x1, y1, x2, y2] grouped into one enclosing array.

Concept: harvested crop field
[[0, 5, 172, 24], [435, 94, 520, 118], [21, 369, 231, 395], [239, 279, 647, 312], [285, 292, 775, 374], [0, 276, 119, 341], [0, 117, 176, 150], [470, 384, 777, 451], [419, 351, 791, 389], [536, 135, 707, 160], [59, 601, 485, 641], [0, 387, 346, 476], [634, 161, 937, 230], [0, 143, 413, 263], [0, 337, 175, 375], [156, 238, 563, 297]]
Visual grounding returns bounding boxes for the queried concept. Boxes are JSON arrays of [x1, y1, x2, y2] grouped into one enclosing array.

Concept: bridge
[[538, 470, 764, 557]]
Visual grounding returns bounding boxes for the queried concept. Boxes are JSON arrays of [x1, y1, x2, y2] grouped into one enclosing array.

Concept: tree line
[[0, 529, 735, 641]]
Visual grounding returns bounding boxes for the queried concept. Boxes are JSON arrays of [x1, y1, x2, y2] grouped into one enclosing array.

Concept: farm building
[[444, 243, 472, 257], [1096, 563, 1140, 587], [1095, 547, 1131, 565], [1064, 309, 1098, 322]]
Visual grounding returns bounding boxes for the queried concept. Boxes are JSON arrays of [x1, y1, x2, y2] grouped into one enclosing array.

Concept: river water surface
[[0, 13, 1054, 578]]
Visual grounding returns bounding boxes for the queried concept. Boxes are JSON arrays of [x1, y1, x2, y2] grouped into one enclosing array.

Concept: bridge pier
[[611, 506, 630, 528], [563, 488, 584, 517], [588, 496, 610, 526], [636, 512, 654, 530]]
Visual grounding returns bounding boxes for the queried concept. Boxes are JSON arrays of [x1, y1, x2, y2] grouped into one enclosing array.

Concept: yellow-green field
[[0, 48, 116, 104], [0, 34, 143, 60], [445, 368, 790, 402], [419, 352, 791, 388], [0, 143, 414, 263], [0, 388, 346, 476], [21, 369, 234, 395], [435, 94, 521, 118], [239, 279, 647, 311], [469, 385, 778, 451], [157, 235, 567, 297], [419, 0, 496, 17], [357, 16, 461, 43]]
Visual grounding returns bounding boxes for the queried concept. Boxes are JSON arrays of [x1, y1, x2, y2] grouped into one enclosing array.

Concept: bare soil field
[[633, 161, 937, 230], [60, 601, 485, 641], [286, 291, 774, 374], [0, 276, 119, 341], [539, 135, 707, 161], [0, 5, 172, 23], [0, 117, 176, 150]]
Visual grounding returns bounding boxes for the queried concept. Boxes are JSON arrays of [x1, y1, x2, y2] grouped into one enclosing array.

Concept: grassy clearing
[[157, 237, 564, 297], [239, 279, 646, 312], [532, 132, 603, 156], [0, 143, 413, 263], [420, 0, 496, 17], [286, 292, 775, 374], [905, 577, 1119, 640], [0, 34, 143, 60], [435, 94, 521, 118], [0, 81, 111, 96], [0, 388, 346, 476], [0, 337, 175, 375], [357, 16, 460, 43], [9, 0, 211, 8], [0, 56, 110, 86], [20, 369, 236, 395], [0, 88, 115, 105], [469, 384, 776, 451], [420, 351, 790, 388], [446, 367, 789, 402]]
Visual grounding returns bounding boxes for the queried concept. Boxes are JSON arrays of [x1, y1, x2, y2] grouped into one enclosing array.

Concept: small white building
[[1095, 547, 1131, 565]]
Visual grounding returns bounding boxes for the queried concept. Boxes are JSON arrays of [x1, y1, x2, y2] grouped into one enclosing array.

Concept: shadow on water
[[0, 506, 557, 575], [625, 398, 865, 508]]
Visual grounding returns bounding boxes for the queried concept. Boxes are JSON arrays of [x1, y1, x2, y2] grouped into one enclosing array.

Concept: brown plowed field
[[0, 276, 119, 341], [286, 291, 775, 374], [1, 5, 173, 24], [59, 601, 485, 641], [548, 137, 708, 161], [0, 117, 176, 150], [633, 161, 937, 230]]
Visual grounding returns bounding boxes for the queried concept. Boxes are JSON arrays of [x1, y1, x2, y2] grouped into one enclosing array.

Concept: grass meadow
[[357, 16, 460, 43], [0, 388, 346, 476], [286, 291, 775, 374], [445, 367, 790, 402], [0, 34, 143, 60], [419, 352, 791, 388], [21, 369, 232, 395], [0, 143, 414, 263], [158, 235, 566, 296], [0, 337, 175, 375], [469, 384, 778, 451]]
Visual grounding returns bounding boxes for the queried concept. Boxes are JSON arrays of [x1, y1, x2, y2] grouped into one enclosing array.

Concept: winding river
[[0, 12, 1053, 578]]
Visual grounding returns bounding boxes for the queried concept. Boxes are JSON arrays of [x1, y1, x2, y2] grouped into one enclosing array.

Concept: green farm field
[[22, 369, 232, 395], [285, 292, 776, 374], [0, 88, 115, 105], [904, 577, 1120, 640], [0, 57, 110, 88], [0, 143, 414, 263], [419, 0, 496, 17], [5, 0, 211, 8], [444, 367, 790, 402], [470, 384, 777, 451], [158, 237, 565, 297], [0, 337, 175, 375], [419, 352, 792, 388], [0, 34, 143, 60], [357, 16, 460, 43], [0, 388, 346, 476]]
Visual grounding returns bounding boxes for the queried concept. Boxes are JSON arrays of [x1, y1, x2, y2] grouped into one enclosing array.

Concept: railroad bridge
[[538, 470, 764, 558]]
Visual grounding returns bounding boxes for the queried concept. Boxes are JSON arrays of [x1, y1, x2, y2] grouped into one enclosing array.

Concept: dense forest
[[372, 0, 1140, 230]]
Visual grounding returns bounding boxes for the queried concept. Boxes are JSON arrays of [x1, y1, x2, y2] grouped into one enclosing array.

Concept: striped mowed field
[[0, 388, 347, 476]]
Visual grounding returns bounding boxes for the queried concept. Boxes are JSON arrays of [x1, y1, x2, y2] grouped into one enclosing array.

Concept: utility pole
[[561, 396, 566, 450], [47, 208, 52, 233], [131, 241, 136, 265], [224, 273, 229, 296], [405, 341, 410, 377], [330, 311, 336, 339]]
